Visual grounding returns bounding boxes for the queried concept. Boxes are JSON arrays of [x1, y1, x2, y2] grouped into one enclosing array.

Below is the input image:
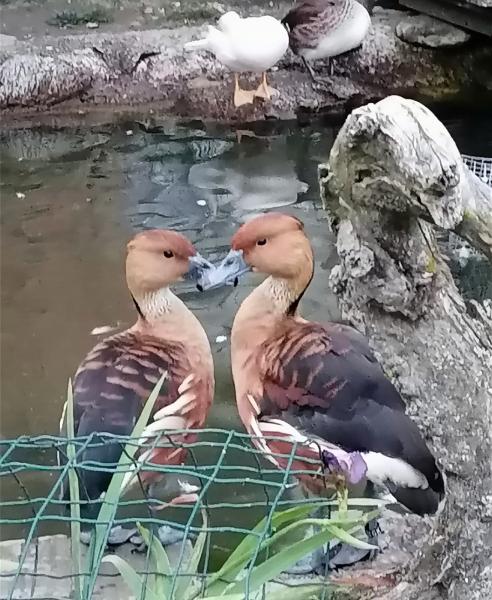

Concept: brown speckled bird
[[199, 213, 445, 519], [281, 0, 371, 83], [60, 230, 214, 545]]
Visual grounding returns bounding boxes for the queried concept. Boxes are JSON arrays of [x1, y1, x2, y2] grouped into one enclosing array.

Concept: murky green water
[[1, 113, 491, 551]]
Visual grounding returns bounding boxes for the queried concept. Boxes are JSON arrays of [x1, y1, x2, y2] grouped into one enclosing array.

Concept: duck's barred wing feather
[[282, 2, 345, 52], [259, 321, 443, 495], [73, 331, 185, 433], [259, 321, 405, 413], [65, 331, 187, 501]]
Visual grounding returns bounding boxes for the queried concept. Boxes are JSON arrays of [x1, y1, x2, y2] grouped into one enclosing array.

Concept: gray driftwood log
[[319, 96, 492, 599]]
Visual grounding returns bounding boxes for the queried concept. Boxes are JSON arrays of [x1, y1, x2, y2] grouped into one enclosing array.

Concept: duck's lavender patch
[[321, 448, 367, 485]]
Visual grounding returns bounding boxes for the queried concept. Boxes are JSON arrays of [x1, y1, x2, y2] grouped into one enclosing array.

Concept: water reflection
[[188, 138, 309, 220], [1, 117, 489, 436]]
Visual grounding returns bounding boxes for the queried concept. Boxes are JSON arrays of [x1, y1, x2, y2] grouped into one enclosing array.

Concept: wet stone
[[396, 15, 471, 48], [0, 534, 193, 600]]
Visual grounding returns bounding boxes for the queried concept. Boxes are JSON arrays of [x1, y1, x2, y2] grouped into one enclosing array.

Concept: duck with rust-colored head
[[59, 230, 214, 546], [199, 213, 444, 563]]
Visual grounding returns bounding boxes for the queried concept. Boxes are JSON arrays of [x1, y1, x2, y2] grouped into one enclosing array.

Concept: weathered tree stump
[[319, 96, 492, 599]]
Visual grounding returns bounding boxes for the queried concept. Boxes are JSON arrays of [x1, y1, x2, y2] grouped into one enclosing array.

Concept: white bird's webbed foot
[[253, 72, 278, 101], [234, 73, 255, 107]]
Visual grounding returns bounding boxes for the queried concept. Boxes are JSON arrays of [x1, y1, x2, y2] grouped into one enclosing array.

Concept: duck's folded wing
[[62, 332, 188, 501], [72, 332, 182, 433], [258, 322, 444, 513], [260, 321, 405, 413], [281, 2, 325, 50]]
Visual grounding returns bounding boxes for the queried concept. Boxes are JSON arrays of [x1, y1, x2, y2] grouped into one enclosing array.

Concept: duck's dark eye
[[257, 239, 267, 246], [163, 250, 174, 258]]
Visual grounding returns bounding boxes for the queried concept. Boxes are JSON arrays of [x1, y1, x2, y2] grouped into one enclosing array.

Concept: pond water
[[1, 111, 491, 555]]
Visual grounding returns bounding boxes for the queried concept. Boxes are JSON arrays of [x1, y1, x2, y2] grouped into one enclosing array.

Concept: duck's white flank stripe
[[140, 416, 187, 442], [120, 448, 153, 493], [256, 419, 429, 491], [178, 374, 195, 394], [247, 394, 261, 415], [121, 374, 197, 494], [153, 391, 196, 419], [247, 397, 280, 467], [362, 452, 428, 489]]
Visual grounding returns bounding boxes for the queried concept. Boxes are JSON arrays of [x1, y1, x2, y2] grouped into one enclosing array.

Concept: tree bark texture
[[319, 96, 492, 600]]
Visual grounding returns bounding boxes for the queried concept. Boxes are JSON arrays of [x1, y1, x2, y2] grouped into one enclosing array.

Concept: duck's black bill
[[196, 249, 251, 291], [185, 253, 215, 283]]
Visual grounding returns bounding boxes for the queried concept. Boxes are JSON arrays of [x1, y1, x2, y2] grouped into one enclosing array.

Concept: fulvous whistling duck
[[60, 230, 214, 545], [198, 213, 445, 519]]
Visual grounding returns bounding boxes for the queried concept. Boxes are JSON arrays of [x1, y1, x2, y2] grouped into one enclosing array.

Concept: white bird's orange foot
[[234, 88, 255, 107], [253, 72, 278, 101], [234, 73, 255, 107]]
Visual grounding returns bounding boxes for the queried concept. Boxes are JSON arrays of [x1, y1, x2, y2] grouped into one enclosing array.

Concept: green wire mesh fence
[[0, 429, 377, 600]]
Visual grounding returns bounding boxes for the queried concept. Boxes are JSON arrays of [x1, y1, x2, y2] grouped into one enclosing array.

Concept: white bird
[[184, 11, 289, 107]]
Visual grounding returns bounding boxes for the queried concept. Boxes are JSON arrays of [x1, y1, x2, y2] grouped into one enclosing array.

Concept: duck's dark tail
[[58, 434, 122, 522], [363, 445, 446, 517], [391, 468, 446, 516]]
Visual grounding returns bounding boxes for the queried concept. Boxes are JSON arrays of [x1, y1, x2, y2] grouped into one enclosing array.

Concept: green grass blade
[[83, 373, 167, 599], [325, 497, 389, 507], [224, 527, 336, 596], [206, 502, 326, 594], [101, 554, 160, 600], [224, 520, 375, 597], [325, 524, 378, 551], [179, 507, 209, 600], [211, 591, 326, 600], [204, 595, 246, 600], [66, 379, 82, 600], [206, 502, 370, 597], [136, 523, 173, 598]]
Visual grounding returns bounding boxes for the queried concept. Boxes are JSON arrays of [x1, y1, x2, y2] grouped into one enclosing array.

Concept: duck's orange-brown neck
[[132, 288, 204, 340], [231, 258, 313, 426], [131, 287, 214, 416]]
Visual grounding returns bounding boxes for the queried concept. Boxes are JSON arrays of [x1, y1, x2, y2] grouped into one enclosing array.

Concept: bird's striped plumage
[[69, 331, 211, 502], [282, 0, 371, 63], [211, 213, 444, 515], [59, 230, 214, 525]]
